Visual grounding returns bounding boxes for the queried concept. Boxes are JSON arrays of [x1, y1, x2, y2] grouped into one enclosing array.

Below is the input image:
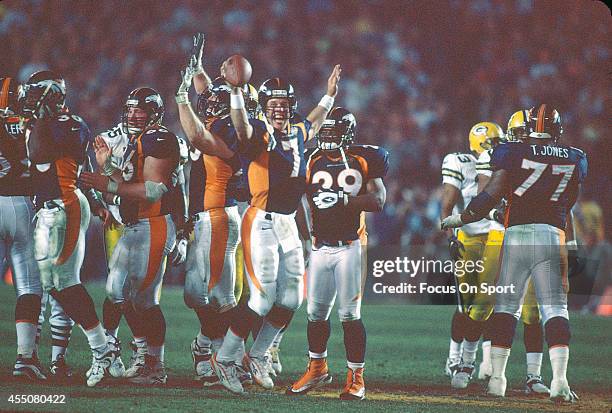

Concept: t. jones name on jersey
[[531, 145, 569, 158]]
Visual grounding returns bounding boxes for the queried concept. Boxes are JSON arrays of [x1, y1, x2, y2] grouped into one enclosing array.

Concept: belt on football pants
[[314, 238, 354, 248]]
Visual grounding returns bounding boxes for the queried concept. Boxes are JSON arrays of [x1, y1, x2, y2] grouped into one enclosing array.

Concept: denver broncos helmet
[[258, 78, 297, 118], [121, 87, 164, 136], [317, 107, 356, 150], [528, 104, 562, 141], [21, 70, 66, 119], [468, 121, 505, 154], [197, 77, 258, 120]]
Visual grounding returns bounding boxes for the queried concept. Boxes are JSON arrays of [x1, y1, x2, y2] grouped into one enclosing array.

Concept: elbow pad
[[144, 181, 168, 203], [465, 191, 497, 219]]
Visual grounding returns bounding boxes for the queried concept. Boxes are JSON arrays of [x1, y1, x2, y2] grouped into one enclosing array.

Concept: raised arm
[[306, 64, 341, 137]]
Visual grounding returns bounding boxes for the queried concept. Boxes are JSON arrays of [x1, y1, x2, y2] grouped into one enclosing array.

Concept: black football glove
[[448, 235, 465, 261]]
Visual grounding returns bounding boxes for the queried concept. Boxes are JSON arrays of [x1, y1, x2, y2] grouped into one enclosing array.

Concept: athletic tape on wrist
[[230, 93, 245, 109], [107, 180, 119, 194], [318, 95, 334, 111]]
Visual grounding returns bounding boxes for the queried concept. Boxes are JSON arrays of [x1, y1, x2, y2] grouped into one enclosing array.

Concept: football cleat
[[124, 340, 147, 378], [525, 374, 550, 395], [339, 367, 365, 400], [244, 354, 274, 389], [451, 362, 475, 389], [128, 354, 167, 385], [487, 375, 507, 397], [191, 338, 217, 385], [478, 360, 492, 380], [550, 379, 579, 403], [49, 354, 73, 379], [107, 335, 126, 378], [445, 357, 461, 377], [210, 353, 245, 394], [13, 355, 47, 381], [236, 363, 252, 386], [286, 358, 332, 395], [87, 346, 116, 387], [264, 350, 276, 377], [269, 346, 282, 375]]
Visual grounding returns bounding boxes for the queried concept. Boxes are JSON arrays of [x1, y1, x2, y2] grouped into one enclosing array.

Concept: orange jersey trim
[[56, 193, 80, 265], [140, 216, 167, 292], [203, 155, 232, 210], [248, 134, 271, 210], [241, 207, 265, 294], [208, 208, 229, 292]]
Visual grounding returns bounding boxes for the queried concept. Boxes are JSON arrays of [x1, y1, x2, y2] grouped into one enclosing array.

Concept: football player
[[475, 110, 549, 395], [440, 121, 504, 388], [20, 70, 116, 387], [80, 87, 181, 385], [0, 77, 46, 381], [176, 40, 260, 386], [286, 107, 388, 400], [442, 104, 586, 402], [210, 66, 341, 394]]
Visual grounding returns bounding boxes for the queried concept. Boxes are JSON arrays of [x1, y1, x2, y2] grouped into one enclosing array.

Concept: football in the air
[[223, 54, 252, 87]]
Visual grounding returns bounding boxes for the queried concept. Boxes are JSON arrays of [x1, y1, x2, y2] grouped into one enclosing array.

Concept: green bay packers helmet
[[468, 122, 505, 154], [506, 109, 532, 141]]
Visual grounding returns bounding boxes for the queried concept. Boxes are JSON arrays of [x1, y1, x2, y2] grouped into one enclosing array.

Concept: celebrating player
[[176, 38, 260, 386], [286, 107, 388, 400], [442, 104, 586, 402], [20, 70, 117, 387], [210, 65, 341, 394], [80, 87, 182, 385], [440, 121, 504, 388]]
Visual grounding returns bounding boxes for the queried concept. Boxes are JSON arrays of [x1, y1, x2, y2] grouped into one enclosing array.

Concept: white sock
[[549, 346, 569, 382], [217, 328, 245, 363], [81, 323, 107, 352], [462, 340, 479, 364], [449, 338, 462, 362], [482, 340, 492, 365], [249, 320, 282, 358], [490, 346, 511, 379], [309, 350, 327, 359], [526, 352, 543, 376], [212, 337, 224, 352], [347, 361, 364, 370], [272, 328, 285, 348], [16, 322, 37, 358], [148, 344, 165, 362], [105, 327, 119, 338], [196, 332, 212, 352], [134, 336, 147, 348]]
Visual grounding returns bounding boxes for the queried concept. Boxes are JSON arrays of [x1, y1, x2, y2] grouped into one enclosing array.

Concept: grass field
[[0, 283, 610, 412]]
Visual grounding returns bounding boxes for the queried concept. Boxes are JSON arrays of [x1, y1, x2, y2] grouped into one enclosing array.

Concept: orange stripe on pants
[[57, 193, 80, 265], [208, 208, 229, 292], [241, 207, 264, 294], [140, 217, 167, 292]]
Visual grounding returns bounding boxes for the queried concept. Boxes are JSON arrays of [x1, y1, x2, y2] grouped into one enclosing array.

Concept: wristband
[[101, 158, 118, 176], [318, 95, 334, 111], [175, 92, 189, 105], [566, 240, 578, 251], [230, 92, 245, 109], [107, 180, 119, 194]]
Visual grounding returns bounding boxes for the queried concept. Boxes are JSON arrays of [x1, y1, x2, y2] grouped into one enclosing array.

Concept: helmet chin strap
[[339, 146, 350, 170]]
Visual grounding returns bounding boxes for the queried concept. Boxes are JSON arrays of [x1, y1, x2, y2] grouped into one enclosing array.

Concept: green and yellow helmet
[[468, 121, 505, 154]]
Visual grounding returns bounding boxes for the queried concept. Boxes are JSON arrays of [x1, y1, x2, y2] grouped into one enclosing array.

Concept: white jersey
[[475, 150, 504, 232], [98, 123, 130, 224], [441, 152, 489, 235]]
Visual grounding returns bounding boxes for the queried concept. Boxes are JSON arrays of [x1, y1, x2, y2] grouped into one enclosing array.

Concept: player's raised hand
[[93, 135, 112, 169], [188, 32, 205, 74], [176, 69, 193, 105], [326, 64, 342, 97]]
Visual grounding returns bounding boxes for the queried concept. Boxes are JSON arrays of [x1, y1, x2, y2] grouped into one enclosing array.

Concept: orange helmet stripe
[[536, 104, 547, 132], [0, 78, 11, 109]]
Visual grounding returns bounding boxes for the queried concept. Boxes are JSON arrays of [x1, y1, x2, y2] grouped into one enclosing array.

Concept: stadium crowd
[[1, 0, 608, 275]]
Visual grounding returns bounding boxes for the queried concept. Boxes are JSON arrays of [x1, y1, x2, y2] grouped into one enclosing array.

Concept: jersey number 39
[[311, 169, 363, 196]]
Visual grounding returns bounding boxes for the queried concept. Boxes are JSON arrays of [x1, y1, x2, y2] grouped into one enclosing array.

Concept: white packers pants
[[242, 206, 304, 316], [106, 215, 175, 311], [307, 240, 363, 322], [495, 223, 569, 323], [184, 206, 241, 311], [0, 195, 42, 297], [34, 190, 90, 292]]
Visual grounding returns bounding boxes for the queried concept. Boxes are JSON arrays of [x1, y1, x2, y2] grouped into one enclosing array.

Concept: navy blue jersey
[[0, 115, 32, 195], [28, 112, 90, 205], [491, 142, 587, 230], [307, 144, 389, 241], [188, 117, 243, 215], [119, 125, 180, 223], [240, 118, 310, 214]]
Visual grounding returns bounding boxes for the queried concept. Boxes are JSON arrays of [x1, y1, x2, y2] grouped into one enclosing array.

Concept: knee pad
[[539, 305, 569, 324], [545, 316, 570, 347], [248, 292, 274, 317], [276, 275, 304, 311], [338, 302, 361, 322], [308, 301, 333, 322], [15, 294, 41, 323]]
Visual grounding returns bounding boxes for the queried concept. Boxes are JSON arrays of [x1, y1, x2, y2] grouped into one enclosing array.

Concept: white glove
[[441, 214, 464, 230], [175, 69, 193, 105], [312, 190, 347, 210], [170, 238, 188, 265]]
